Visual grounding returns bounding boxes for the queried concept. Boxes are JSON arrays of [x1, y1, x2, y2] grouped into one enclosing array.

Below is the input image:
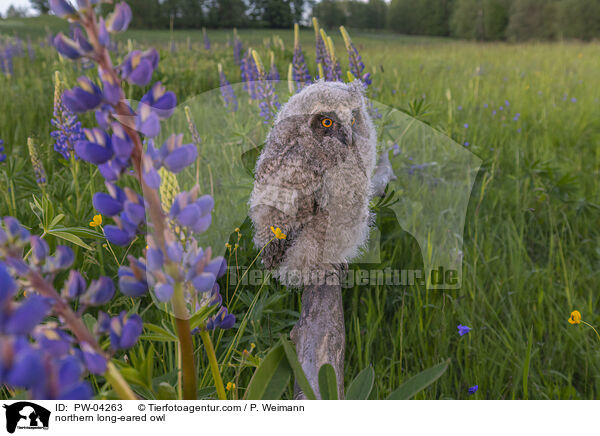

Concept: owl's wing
[[358, 101, 482, 290]]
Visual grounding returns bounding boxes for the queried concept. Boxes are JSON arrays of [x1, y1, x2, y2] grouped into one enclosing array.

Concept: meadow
[[1, 13, 599, 400]]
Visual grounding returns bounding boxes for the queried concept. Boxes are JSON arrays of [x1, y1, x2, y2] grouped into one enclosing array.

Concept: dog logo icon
[[3, 402, 51, 433]]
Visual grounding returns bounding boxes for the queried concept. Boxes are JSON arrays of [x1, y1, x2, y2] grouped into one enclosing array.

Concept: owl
[[249, 80, 377, 287]]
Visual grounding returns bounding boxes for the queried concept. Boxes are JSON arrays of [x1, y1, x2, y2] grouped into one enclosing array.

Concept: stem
[[105, 362, 137, 400], [199, 330, 227, 400], [172, 282, 197, 400], [581, 321, 600, 343]]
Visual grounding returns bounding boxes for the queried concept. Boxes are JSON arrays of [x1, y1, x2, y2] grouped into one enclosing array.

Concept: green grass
[[1, 17, 599, 399]]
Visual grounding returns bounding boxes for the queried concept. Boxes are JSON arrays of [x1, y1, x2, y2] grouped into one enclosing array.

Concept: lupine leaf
[[346, 366, 374, 400], [318, 364, 338, 400], [387, 359, 450, 400], [280, 335, 317, 400], [245, 342, 292, 400]]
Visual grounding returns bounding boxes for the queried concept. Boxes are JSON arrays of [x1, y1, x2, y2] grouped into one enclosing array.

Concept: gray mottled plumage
[[249, 80, 377, 287]]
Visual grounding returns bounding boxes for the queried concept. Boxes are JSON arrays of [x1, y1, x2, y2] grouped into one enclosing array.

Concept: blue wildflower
[[457, 324, 471, 336], [468, 385, 478, 395]]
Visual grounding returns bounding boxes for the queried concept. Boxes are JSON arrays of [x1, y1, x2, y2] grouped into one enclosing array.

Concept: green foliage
[[387, 360, 450, 399], [345, 366, 375, 400], [318, 364, 339, 400]]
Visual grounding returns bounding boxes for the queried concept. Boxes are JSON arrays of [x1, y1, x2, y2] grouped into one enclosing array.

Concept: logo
[[2, 402, 50, 434]]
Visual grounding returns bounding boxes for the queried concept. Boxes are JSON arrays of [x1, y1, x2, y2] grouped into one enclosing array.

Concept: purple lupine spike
[[203, 27, 211, 51], [218, 64, 238, 112], [292, 24, 311, 90], [233, 29, 243, 65], [341, 26, 372, 87], [51, 72, 85, 159]]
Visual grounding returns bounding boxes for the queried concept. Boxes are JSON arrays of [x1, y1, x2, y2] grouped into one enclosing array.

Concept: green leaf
[[47, 230, 93, 250], [240, 144, 264, 178], [143, 323, 177, 342], [387, 359, 450, 400], [53, 226, 104, 239], [49, 214, 65, 229], [346, 366, 375, 400], [244, 343, 292, 400], [280, 335, 317, 400], [156, 382, 177, 400], [318, 364, 338, 400]]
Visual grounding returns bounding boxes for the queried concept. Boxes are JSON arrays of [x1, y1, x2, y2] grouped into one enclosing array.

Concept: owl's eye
[[321, 118, 333, 128]]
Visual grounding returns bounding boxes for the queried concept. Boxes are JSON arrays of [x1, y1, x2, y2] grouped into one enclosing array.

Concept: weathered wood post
[[290, 280, 345, 399]]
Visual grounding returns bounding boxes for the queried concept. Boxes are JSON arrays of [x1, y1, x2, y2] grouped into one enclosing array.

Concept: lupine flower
[[169, 186, 214, 234], [0, 217, 142, 399], [241, 49, 259, 99], [292, 23, 311, 90], [51, 71, 85, 159], [319, 28, 341, 82], [63, 76, 103, 113], [233, 28, 243, 65], [27, 137, 47, 186], [75, 128, 113, 164], [313, 18, 327, 75], [109, 311, 143, 349], [119, 48, 159, 86], [457, 324, 471, 336], [340, 26, 371, 86], [267, 52, 280, 82], [218, 64, 238, 112], [206, 306, 236, 330], [203, 27, 211, 51], [49, 0, 76, 17], [0, 139, 6, 163], [252, 50, 281, 123], [53, 33, 84, 59], [106, 2, 132, 33], [146, 134, 198, 177]]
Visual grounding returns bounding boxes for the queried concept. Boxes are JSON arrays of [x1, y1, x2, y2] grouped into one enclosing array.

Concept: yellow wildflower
[[270, 226, 286, 240], [568, 310, 581, 324], [226, 382, 236, 391], [89, 214, 102, 227]]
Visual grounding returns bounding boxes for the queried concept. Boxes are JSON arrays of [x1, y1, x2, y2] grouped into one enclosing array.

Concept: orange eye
[[321, 118, 333, 128]]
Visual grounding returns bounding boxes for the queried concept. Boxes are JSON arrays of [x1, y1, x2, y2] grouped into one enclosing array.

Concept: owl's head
[[271, 80, 377, 173]]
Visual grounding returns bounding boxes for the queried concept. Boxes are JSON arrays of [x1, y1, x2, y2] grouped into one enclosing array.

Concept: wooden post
[[290, 281, 345, 399]]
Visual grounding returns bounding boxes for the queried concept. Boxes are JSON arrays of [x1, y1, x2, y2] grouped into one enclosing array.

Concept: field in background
[[1, 15, 600, 399]]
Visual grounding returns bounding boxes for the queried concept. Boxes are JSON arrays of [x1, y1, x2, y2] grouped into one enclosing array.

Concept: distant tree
[[291, 0, 306, 25], [506, 0, 558, 40], [365, 0, 387, 29], [345, 1, 370, 28], [211, 0, 248, 27], [312, 0, 345, 28], [6, 5, 28, 18], [179, 0, 206, 28], [556, 0, 600, 40], [262, 0, 294, 28], [29, 0, 49, 14], [389, 0, 453, 35], [451, 0, 508, 40]]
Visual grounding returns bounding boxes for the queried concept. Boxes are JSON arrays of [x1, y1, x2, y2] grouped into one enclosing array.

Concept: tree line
[[20, 0, 600, 40]]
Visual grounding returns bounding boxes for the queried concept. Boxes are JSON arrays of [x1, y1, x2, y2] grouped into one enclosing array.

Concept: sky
[[0, 0, 33, 15]]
